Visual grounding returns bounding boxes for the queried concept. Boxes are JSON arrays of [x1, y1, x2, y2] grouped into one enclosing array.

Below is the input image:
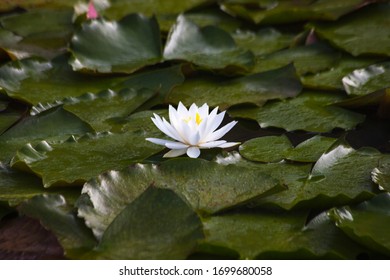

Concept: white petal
[[145, 137, 170, 146], [188, 131, 201, 145], [206, 110, 225, 135], [163, 148, 187, 158], [189, 103, 198, 116], [162, 117, 184, 142], [177, 102, 188, 117], [218, 142, 240, 148], [205, 120, 237, 142], [198, 103, 209, 117], [151, 114, 180, 141], [198, 140, 227, 148], [187, 146, 200, 158], [165, 142, 189, 149]]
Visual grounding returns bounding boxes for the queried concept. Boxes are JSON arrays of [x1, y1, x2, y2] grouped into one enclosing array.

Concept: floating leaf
[[309, 3, 390, 56], [221, 0, 370, 24], [256, 144, 386, 210], [233, 28, 296, 56], [70, 14, 162, 74], [0, 111, 22, 135], [0, 106, 94, 163], [89, 187, 204, 260], [201, 210, 368, 259], [229, 91, 365, 132], [0, 0, 77, 11], [0, 55, 127, 105], [372, 159, 390, 192], [163, 15, 254, 72], [0, 163, 80, 206], [329, 193, 390, 256], [19, 194, 97, 258], [11, 111, 165, 187], [0, 9, 74, 59], [32, 88, 155, 132], [342, 62, 390, 96], [78, 158, 281, 239], [167, 64, 302, 110]]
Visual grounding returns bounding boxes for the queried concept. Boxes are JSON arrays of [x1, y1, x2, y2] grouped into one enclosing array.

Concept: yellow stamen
[[195, 113, 202, 125]]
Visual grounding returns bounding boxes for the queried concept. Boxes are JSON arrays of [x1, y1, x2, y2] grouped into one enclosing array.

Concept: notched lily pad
[[229, 91, 365, 133], [70, 14, 162, 73], [163, 15, 255, 73], [167, 64, 302, 110]]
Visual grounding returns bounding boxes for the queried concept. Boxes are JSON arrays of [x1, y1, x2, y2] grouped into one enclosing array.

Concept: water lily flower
[[146, 102, 240, 158]]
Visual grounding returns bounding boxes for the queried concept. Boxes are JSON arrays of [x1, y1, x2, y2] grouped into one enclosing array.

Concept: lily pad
[[372, 159, 390, 192], [19, 194, 97, 258], [0, 106, 94, 163], [0, 111, 23, 135], [233, 28, 296, 56], [163, 15, 255, 72], [70, 14, 162, 74], [201, 210, 368, 259], [31, 88, 156, 132], [10, 111, 165, 187], [229, 91, 365, 132], [78, 157, 281, 239], [167, 64, 302, 110], [256, 143, 386, 210], [0, 0, 77, 11], [329, 193, 390, 256], [221, 0, 370, 24], [0, 55, 127, 105], [0, 9, 74, 59], [90, 187, 204, 260], [309, 3, 390, 56], [342, 62, 390, 96]]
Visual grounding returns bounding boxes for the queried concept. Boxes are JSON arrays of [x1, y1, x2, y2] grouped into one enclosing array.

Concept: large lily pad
[[70, 14, 162, 74], [10, 111, 165, 187], [0, 55, 127, 105], [19, 194, 97, 259], [166, 64, 302, 110], [221, 0, 371, 24], [31, 88, 156, 132], [163, 15, 254, 72], [229, 91, 365, 132], [329, 193, 390, 256], [90, 187, 204, 260], [0, 106, 94, 163], [256, 143, 386, 210], [309, 3, 390, 56], [0, 0, 77, 11], [342, 62, 390, 96], [201, 210, 368, 259], [78, 157, 281, 239], [0, 9, 74, 59], [0, 111, 23, 135]]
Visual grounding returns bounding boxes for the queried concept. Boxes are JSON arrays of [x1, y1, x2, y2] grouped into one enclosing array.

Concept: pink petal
[[87, 1, 99, 19]]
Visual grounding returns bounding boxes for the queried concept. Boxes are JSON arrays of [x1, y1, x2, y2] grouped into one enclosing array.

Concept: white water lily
[[146, 102, 240, 158]]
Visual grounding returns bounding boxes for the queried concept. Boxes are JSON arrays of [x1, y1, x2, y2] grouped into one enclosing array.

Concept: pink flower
[[87, 1, 98, 19]]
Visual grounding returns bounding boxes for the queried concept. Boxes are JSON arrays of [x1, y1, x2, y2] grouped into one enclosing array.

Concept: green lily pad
[[19, 194, 97, 259], [163, 15, 255, 73], [0, 55, 127, 105], [31, 88, 156, 132], [70, 14, 162, 74], [372, 159, 390, 192], [256, 143, 386, 210], [10, 111, 165, 187], [0, 163, 80, 206], [253, 43, 341, 75], [342, 62, 390, 96], [239, 135, 338, 163], [78, 157, 281, 239], [301, 55, 381, 91], [309, 3, 390, 56], [0, 9, 74, 59], [0, 0, 77, 11], [221, 0, 370, 24], [201, 210, 368, 259], [229, 91, 365, 132], [167, 64, 302, 110], [233, 28, 296, 56], [0, 106, 94, 163], [90, 187, 204, 260], [0, 111, 22, 135], [329, 193, 390, 256]]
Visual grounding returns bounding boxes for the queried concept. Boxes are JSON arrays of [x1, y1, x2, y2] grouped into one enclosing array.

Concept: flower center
[[182, 113, 203, 125]]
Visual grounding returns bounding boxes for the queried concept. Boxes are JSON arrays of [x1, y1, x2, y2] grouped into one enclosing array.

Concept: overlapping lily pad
[[229, 91, 365, 132], [70, 14, 162, 74], [329, 193, 390, 256], [310, 3, 390, 56], [163, 15, 254, 73], [167, 64, 302, 110], [201, 210, 368, 259]]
